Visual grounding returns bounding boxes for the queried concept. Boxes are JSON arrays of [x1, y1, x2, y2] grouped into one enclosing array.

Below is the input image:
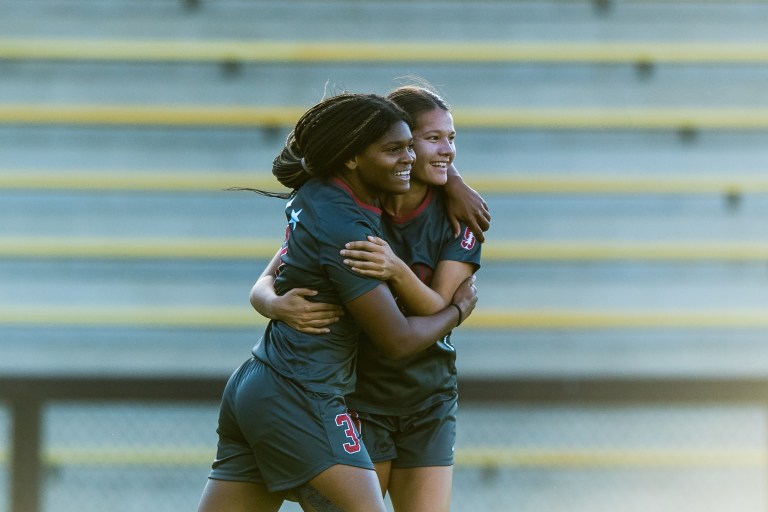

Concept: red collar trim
[[386, 187, 433, 225], [331, 177, 382, 215]]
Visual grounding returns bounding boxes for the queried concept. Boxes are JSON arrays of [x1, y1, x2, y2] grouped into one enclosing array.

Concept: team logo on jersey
[[460, 227, 476, 250]]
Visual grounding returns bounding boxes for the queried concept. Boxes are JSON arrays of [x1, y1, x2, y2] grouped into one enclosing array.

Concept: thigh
[[197, 479, 285, 512], [373, 460, 392, 498], [388, 466, 453, 512], [296, 464, 387, 512]]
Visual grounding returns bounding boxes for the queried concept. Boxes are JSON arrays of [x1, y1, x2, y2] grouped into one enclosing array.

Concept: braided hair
[[273, 93, 411, 191], [234, 93, 412, 199]]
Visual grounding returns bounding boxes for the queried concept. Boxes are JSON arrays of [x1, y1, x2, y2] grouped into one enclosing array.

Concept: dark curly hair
[[234, 93, 412, 199]]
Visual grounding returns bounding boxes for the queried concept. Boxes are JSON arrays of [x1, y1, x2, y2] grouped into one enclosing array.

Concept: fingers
[[288, 311, 344, 334], [288, 323, 336, 335], [342, 240, 381, 252], [340, 249, 381, 262], [288, 287, 319, 298], [449, 215, 461, 239], [365, 236, 388, 246], [466, 219, 486, 243]]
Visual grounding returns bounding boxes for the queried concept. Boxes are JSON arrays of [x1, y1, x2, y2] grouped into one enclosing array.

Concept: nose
[[439, 138, 455, 157], [405, 146, 416, 163]]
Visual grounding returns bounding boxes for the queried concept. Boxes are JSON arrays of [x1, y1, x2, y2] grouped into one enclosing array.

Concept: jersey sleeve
[[317, 204, 385, 304], [439, 224, 482, 271]]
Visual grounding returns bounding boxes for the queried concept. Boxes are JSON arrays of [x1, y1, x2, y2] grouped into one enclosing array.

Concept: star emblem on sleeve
[[289, 208, 303, 230]]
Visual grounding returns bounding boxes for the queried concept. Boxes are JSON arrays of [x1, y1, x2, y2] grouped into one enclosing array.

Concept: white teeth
[[394, 171, 410, 177], [432, 162, 448, 168]]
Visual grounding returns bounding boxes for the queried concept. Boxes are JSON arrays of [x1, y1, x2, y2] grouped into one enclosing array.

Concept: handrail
[[2, 38, 768, 64], [4, 104, 768, 130], [4, 373, 768, 512], [5, 237, 768, 262], [4, 305, 768, 329], [4, 170, 768, 195]]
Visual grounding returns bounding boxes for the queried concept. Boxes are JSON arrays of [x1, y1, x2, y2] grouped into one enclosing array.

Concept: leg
[[388, 466, 453, 512], [197, 479, 285, 512], [295, 464, 387, 512], [374, 460, 392, 498]]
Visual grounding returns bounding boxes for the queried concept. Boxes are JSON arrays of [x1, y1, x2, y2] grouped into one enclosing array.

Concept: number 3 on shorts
[[335, 413, 361, 454]]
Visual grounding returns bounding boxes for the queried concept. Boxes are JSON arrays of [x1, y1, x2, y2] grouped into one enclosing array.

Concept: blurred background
[[3, 0, 768, 511]]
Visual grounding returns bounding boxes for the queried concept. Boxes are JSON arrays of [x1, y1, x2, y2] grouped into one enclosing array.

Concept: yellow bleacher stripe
[[493, 310, 768, 329], [0, 236, 280, 259], [455, 448, 766, 469], [471, 174, 768, 194], [0, 447, 760, 469], [2, 39, 768, 64], [0, 305, 261, 328], [3, 105, 768, 129], [2, 306, 768, 329], [3, 237, 768, 262], [0, 171, 284, 192], [0, 104, 305, 127], [493, 241, 768, 261], [3, 171, 768, 195]]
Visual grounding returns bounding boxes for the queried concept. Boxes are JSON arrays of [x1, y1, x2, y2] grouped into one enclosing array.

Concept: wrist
[[450, 303, 463, 327]]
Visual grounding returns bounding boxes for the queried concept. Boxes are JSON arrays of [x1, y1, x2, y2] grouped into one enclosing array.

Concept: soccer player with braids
[[197, 92, 477, 512], [251, 84, 485, 511]]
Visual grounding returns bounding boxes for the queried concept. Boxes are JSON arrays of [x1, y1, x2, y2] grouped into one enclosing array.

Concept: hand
[[444, 177, 491, 243], [272, 288, 343, 334], [450, 275, 478, 326], [340, 236, 405, 281]]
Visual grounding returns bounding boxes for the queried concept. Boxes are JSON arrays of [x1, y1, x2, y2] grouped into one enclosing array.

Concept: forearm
[[348, 285, 461, 360], [249, 275, 279, 319], [382, 306, 461, 359], [249, 249, 282, 319], [388, 265, 447, 315]]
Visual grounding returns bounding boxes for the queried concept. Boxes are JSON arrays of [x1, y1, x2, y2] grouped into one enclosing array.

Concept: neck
[[382, 180, 430, 217], [336, 173, 377, 205]]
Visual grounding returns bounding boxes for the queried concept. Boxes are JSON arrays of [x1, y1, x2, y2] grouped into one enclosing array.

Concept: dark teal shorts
[[351, 398, 457, 468], [208, 357, 374, 491]]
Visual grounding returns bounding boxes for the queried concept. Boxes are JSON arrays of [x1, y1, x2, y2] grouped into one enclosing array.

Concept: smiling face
[[345, 120, 415, 202], [410, 108, 456, 187]]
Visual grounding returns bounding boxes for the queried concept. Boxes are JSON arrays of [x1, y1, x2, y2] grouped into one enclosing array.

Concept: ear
[[345, 156, 358, 171]]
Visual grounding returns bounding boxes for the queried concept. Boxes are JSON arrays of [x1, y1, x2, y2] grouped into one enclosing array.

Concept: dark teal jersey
[[346, 187, 482, 415], [253, 177, 384, 396]]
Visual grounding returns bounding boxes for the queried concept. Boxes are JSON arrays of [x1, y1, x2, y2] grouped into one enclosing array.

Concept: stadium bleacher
[[4, 1, 768, 511]]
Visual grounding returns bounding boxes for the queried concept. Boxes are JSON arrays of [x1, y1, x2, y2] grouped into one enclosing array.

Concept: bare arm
[[346, 275, 477, 360], [250, 249, 344, 334], [444, 164, 491, 243], [341, 236, 475, 315]]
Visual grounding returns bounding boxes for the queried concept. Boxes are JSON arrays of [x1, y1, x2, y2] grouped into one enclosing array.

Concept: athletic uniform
[[345, 186, 482, 468], [209, 177, 384, 491]]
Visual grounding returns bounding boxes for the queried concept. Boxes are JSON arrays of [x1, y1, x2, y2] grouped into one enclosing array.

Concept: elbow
[[372, 335, 411, 361], [381, 345, 410, 361], [248, 288, 259, 310]]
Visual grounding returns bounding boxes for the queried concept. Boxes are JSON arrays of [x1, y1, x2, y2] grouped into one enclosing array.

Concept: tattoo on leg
[[295, 484, 346, 512]]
